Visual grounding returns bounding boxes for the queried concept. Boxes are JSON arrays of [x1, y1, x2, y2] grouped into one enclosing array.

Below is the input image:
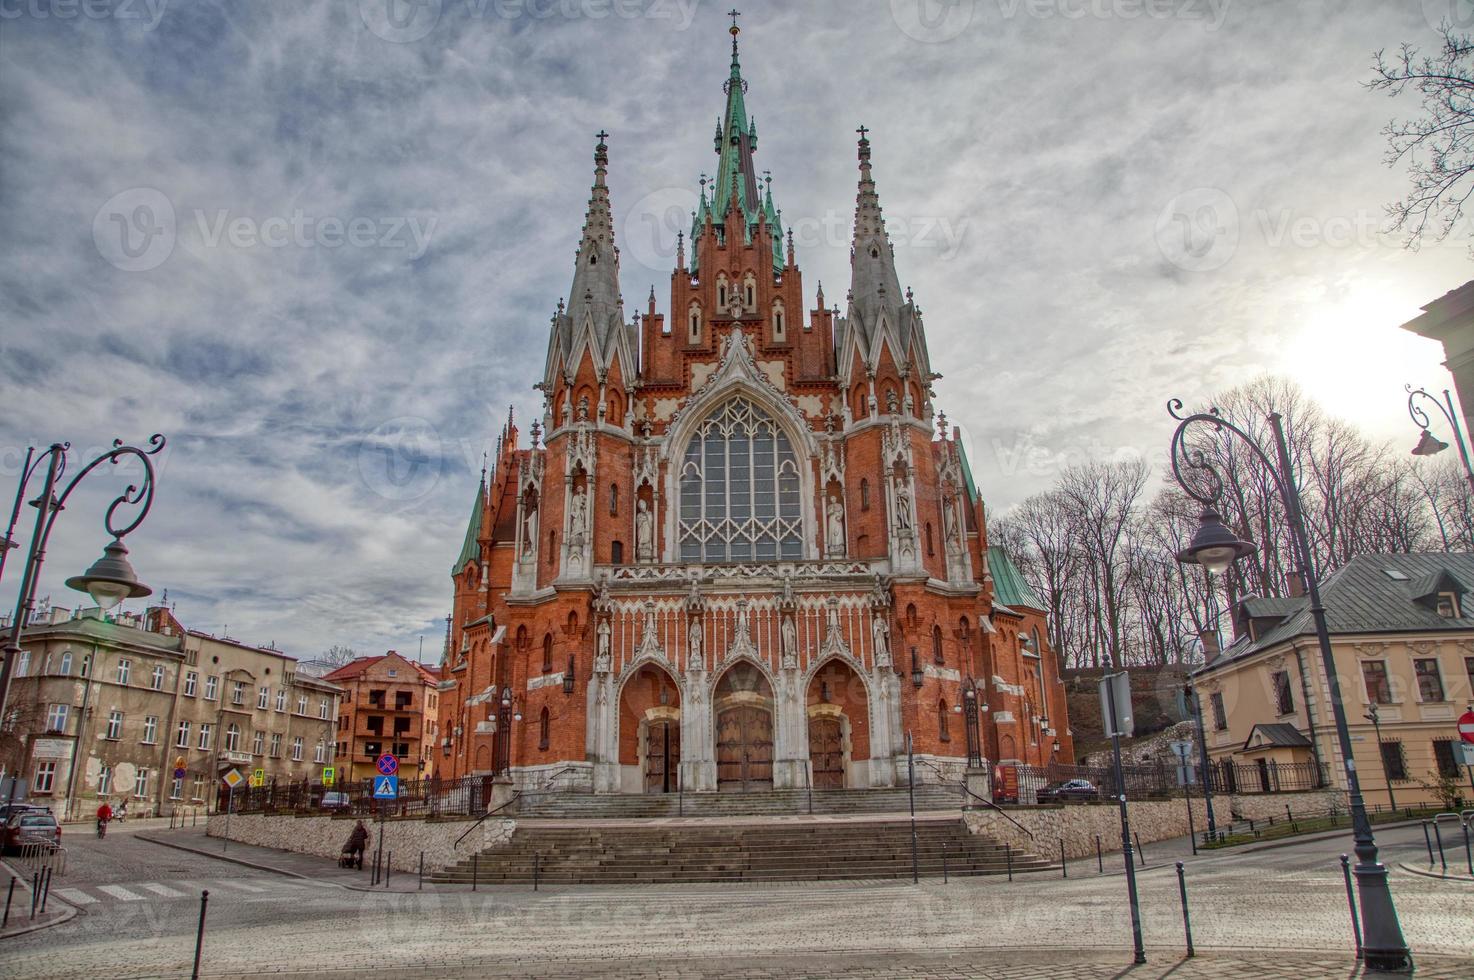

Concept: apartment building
[[324, 651, 438, 784]]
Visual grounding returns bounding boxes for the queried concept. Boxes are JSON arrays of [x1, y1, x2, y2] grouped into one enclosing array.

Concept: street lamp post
[[1364, 703, 1396, 813], [1168, 401, 1410, 972], [1183, 680, 1219, 842], [0, 437, 166, 725], [1406, 385, 1474, 496]]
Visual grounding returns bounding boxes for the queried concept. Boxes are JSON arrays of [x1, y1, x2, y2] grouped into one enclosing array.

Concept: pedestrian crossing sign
[[322, 766, 335, 787], [250, 769, 265, 788], [372, 775, 399, 800]]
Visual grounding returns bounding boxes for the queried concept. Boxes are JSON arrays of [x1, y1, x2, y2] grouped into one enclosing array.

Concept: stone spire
[[847, 126, 902, 332]]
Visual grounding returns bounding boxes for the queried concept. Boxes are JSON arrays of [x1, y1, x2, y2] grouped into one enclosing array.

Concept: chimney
[[1286, 570, 1306, 598], [1197, 628, 1221, 660]]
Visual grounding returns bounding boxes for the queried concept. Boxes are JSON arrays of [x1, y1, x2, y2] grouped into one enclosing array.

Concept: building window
[[678, 398, 802, 562], [184, 672, 197, 697], [925, 523, 934, 556], [46, 703, 69, 733], [938, 700, 950, 742], [1467, 656, 1474, 695], [539, 707, 550, 750], [1272, 671, 1295, 716], [270, 733, 282, 758], [1362, 661, 1392, 705], [291, 737, 303, 761], [314, 740, 325, 764], [1436, 592, 1460, 618], [98, 765, 113, 796], [297, 694, 308, 715], [275, 689, 286, 712], [259, 686, 270, 709], [1434, 739, 1461, 778], [14, 651, 29, 677], [133, 768, 148, 798], [152, 665, 166, 690], [319, 698, 330, 720], [860, 479, 870, 511], [1414, 658, 1445, 703], [58, 651, 72, 676], [1210, 692, 1227, 732], [932, 625, 944, 665], [232, 681, 245, 705], [772, 303, 785, 341], [34, 762, 56, 795], [542, 634, 553, 673], [176, 721, 191, 748], [225, 724, 240, 752], [689, 304, 701, 343], [1379, 740, 1408, 782], [105, 710, 124, 740], [204, 675, 218, 701], [611, 540, 624, 565], [117, 659, 131, 685], [252, 730, 265, 755], [609, 483, 618, 516], [197, 723, 212, 750], [143, 716, 158, 744]]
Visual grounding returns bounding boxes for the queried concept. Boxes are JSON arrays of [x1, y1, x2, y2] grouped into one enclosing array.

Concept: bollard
[[419, 851, 424, 891], [1096, 835, 1103, 874], [534, 852, 540, 892], [1432, 821, 1447, 871], [1422, 822, 1435, 865], [192, 890, 210, 980], [1462, 819, 1473, 877], [941, 842, 949, 884], [1134, 832, 1145, 867], [1175, 862, 1194, 957], [386, 852, 392, 888], [1005, 843, 1013, 883], [1060, 839, 1067, 879], [40, 867, 51, 913], [29, 872, 38, 919], [1339, 855, 1362, 960], [472, 853, 478, 892]]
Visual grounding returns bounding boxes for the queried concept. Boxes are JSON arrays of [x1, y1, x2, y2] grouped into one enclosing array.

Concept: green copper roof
[[452, 481, 484, 574], [956, 438, 979, 504], [988, 546, 1045, 612]]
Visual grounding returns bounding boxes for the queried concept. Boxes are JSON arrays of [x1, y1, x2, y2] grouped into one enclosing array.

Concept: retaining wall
[[205, 813, 515, 873], [965, 798, 1209, 861]]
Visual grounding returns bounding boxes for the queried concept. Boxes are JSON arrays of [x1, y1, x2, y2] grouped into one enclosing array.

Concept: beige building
[[1, 604, 342, 818], [1194, 553, 1474, 809], [1401, 280, 1474, 439]]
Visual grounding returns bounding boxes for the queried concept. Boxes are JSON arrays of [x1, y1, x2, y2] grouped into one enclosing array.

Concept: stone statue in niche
[[635, 499, 654, 560], [522, 507, 538, 561], [781, 613, 798, 669], [569, 485, 588, 537], [886, 389, 899, 414], [595, 619, 611, 674], [826, 495, 846, 557], [893, 481, 913, 531], [688, 619, 704, 670], [871, 613, 892, 668], [944, 495, 961, 547], [577, 394, 590, 422]]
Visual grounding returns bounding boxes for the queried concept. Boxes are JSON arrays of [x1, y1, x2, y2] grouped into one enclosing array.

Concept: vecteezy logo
[[889, 0, 974, 43], [1153, 187, 1238, 273], [622, 186, 700, 272], [93, 188, 176, 272], [358, 0, 441, 43], [1422, 0, 1474, 31], [357, 417, 442, 502]]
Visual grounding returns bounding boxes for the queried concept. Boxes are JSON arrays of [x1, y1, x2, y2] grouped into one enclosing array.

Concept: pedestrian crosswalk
[[51, 877, 320, 908]]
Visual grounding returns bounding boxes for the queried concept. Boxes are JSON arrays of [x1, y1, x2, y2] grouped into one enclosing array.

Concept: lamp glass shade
[[1411, 429, 1449, 457], [65, 538, 151, 611], [1177, 509, 1255, 575]]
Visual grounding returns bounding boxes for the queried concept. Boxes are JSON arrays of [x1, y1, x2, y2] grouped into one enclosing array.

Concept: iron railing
[[223, 774, 493, 819]]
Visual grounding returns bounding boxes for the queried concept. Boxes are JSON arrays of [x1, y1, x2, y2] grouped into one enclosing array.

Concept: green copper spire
[[452, 468, 486, 574]]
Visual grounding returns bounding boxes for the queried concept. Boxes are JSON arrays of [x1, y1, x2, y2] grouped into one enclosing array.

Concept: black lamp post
[[910, 649, 924, 689], [1168, 401, 1409, 971], [0, 437, 165, 724], [1364, 703, 1396, 812], [1406, 385, 1474, 496]]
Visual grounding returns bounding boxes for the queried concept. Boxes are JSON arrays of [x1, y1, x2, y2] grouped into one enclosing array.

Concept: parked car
[[3, 811, 62, 853], [321, 792, 350, 810], [1037, 778, 1100, 803], [0, 802, 46, 825]]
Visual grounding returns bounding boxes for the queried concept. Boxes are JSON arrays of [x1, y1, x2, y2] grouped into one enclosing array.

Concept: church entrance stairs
[[511, 784, 963, 820]]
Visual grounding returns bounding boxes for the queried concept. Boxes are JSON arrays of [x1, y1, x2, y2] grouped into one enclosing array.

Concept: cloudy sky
[[0, 0, 1469, 663]]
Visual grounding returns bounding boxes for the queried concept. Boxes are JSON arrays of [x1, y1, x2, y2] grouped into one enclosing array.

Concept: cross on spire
[[595, 129, 609, 143], [729, 8, 740, 31], [857, 125, 869, 140]]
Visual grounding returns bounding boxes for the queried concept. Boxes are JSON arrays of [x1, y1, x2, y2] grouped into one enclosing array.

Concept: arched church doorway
[[620, 664, 682, 794], [714, 661, 774, 792], [806, 659, 870, 789]]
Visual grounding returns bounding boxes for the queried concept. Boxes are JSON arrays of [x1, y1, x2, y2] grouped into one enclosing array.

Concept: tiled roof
[[323, 653, 439, 685], [1244, 723, 1312, 750], [1198, 552, 1474, 677], [987, 546, 1045, 612]]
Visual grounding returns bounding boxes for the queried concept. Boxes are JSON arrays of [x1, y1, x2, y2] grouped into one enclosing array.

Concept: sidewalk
[[0, 857, 77, 939], [136, 826, 427, 892]]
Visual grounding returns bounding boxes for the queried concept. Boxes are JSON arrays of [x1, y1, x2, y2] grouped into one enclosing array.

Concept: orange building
[[324, 652, 439, 784], [436, 21, 1071, 795]]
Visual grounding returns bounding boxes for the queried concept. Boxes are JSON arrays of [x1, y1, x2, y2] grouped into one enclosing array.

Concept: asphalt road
[[1, 819, 1469, 978]]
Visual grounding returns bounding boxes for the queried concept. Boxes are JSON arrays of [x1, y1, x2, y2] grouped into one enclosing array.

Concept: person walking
[[343, 820, 369, 870]]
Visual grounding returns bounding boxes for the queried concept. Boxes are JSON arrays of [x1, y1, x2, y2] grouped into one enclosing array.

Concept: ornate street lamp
[[0, 437, 165, 721], [1405, 385, 1474, 496], [1364, 703, 1396, 812], [563, 655, 576, 695], [1168, 401, 1409, 971], [910, 650, 924, 689]]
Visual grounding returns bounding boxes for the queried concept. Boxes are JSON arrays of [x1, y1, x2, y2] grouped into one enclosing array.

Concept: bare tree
[[321, 645, 359, 668]]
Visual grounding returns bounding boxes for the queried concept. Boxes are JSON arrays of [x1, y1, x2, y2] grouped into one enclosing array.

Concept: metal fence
[[998, 757, 1326, 805], [1206, 760, 1326, 795], [224, 775, 492, 819]]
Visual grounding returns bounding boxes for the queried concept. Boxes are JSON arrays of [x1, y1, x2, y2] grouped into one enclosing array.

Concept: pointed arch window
[[689, 304, 702, 343], [932, 624, 944, 665], [860, 478, 870, 511], [538, 707, 550, 751], [542, 634, 553, 673], [678, 397, 803, 563], [772, 300, 785, 341]]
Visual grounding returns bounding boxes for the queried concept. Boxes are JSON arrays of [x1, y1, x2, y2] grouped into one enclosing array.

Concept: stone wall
[[206, 813, 515, 873], [965, 798, 1208, 861], [1225, 789, 1344, 823]]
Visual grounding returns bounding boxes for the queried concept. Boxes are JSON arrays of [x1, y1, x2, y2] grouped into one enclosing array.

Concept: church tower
[[435, 14, 1073, 793]]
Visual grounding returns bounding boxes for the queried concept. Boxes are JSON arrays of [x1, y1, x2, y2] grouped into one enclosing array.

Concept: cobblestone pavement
[[1, 822, 1468, 978]]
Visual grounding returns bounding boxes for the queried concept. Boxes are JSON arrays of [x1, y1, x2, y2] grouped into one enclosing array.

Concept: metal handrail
[[454, 791, 521, 848], [912, 758, 1033, 839], [541, 767, 578, 791]]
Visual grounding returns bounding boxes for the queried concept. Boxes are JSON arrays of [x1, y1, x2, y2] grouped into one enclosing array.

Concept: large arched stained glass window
[[679, 398, 802, 562]]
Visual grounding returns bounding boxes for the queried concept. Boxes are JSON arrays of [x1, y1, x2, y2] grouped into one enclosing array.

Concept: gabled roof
[[987, 546, 1045, 612], [1198, 552, 1474, 677], [323, 651, 438, 686], [1243, 723, 1312, 752]]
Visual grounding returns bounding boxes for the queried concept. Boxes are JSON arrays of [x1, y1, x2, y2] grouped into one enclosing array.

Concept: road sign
[[372, 775, 399, 800], [376, 753, 399, 776], [173, 767, 186, 780], [321, 766, 336, 787], [1460, 742, 1474, 766], [222, 768, 244, 790], [1099, 671, 1134, 738], [250, 768, 265, 788], [1458, 710, 1474, 745]]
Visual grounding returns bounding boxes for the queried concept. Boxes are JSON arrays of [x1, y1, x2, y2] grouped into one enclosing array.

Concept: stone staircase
[[432, 815, 1054, 885], [512, 785, 963, 820]]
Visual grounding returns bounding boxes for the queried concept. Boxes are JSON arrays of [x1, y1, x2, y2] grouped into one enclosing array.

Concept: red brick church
[[436, 18, 1072, 795]]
